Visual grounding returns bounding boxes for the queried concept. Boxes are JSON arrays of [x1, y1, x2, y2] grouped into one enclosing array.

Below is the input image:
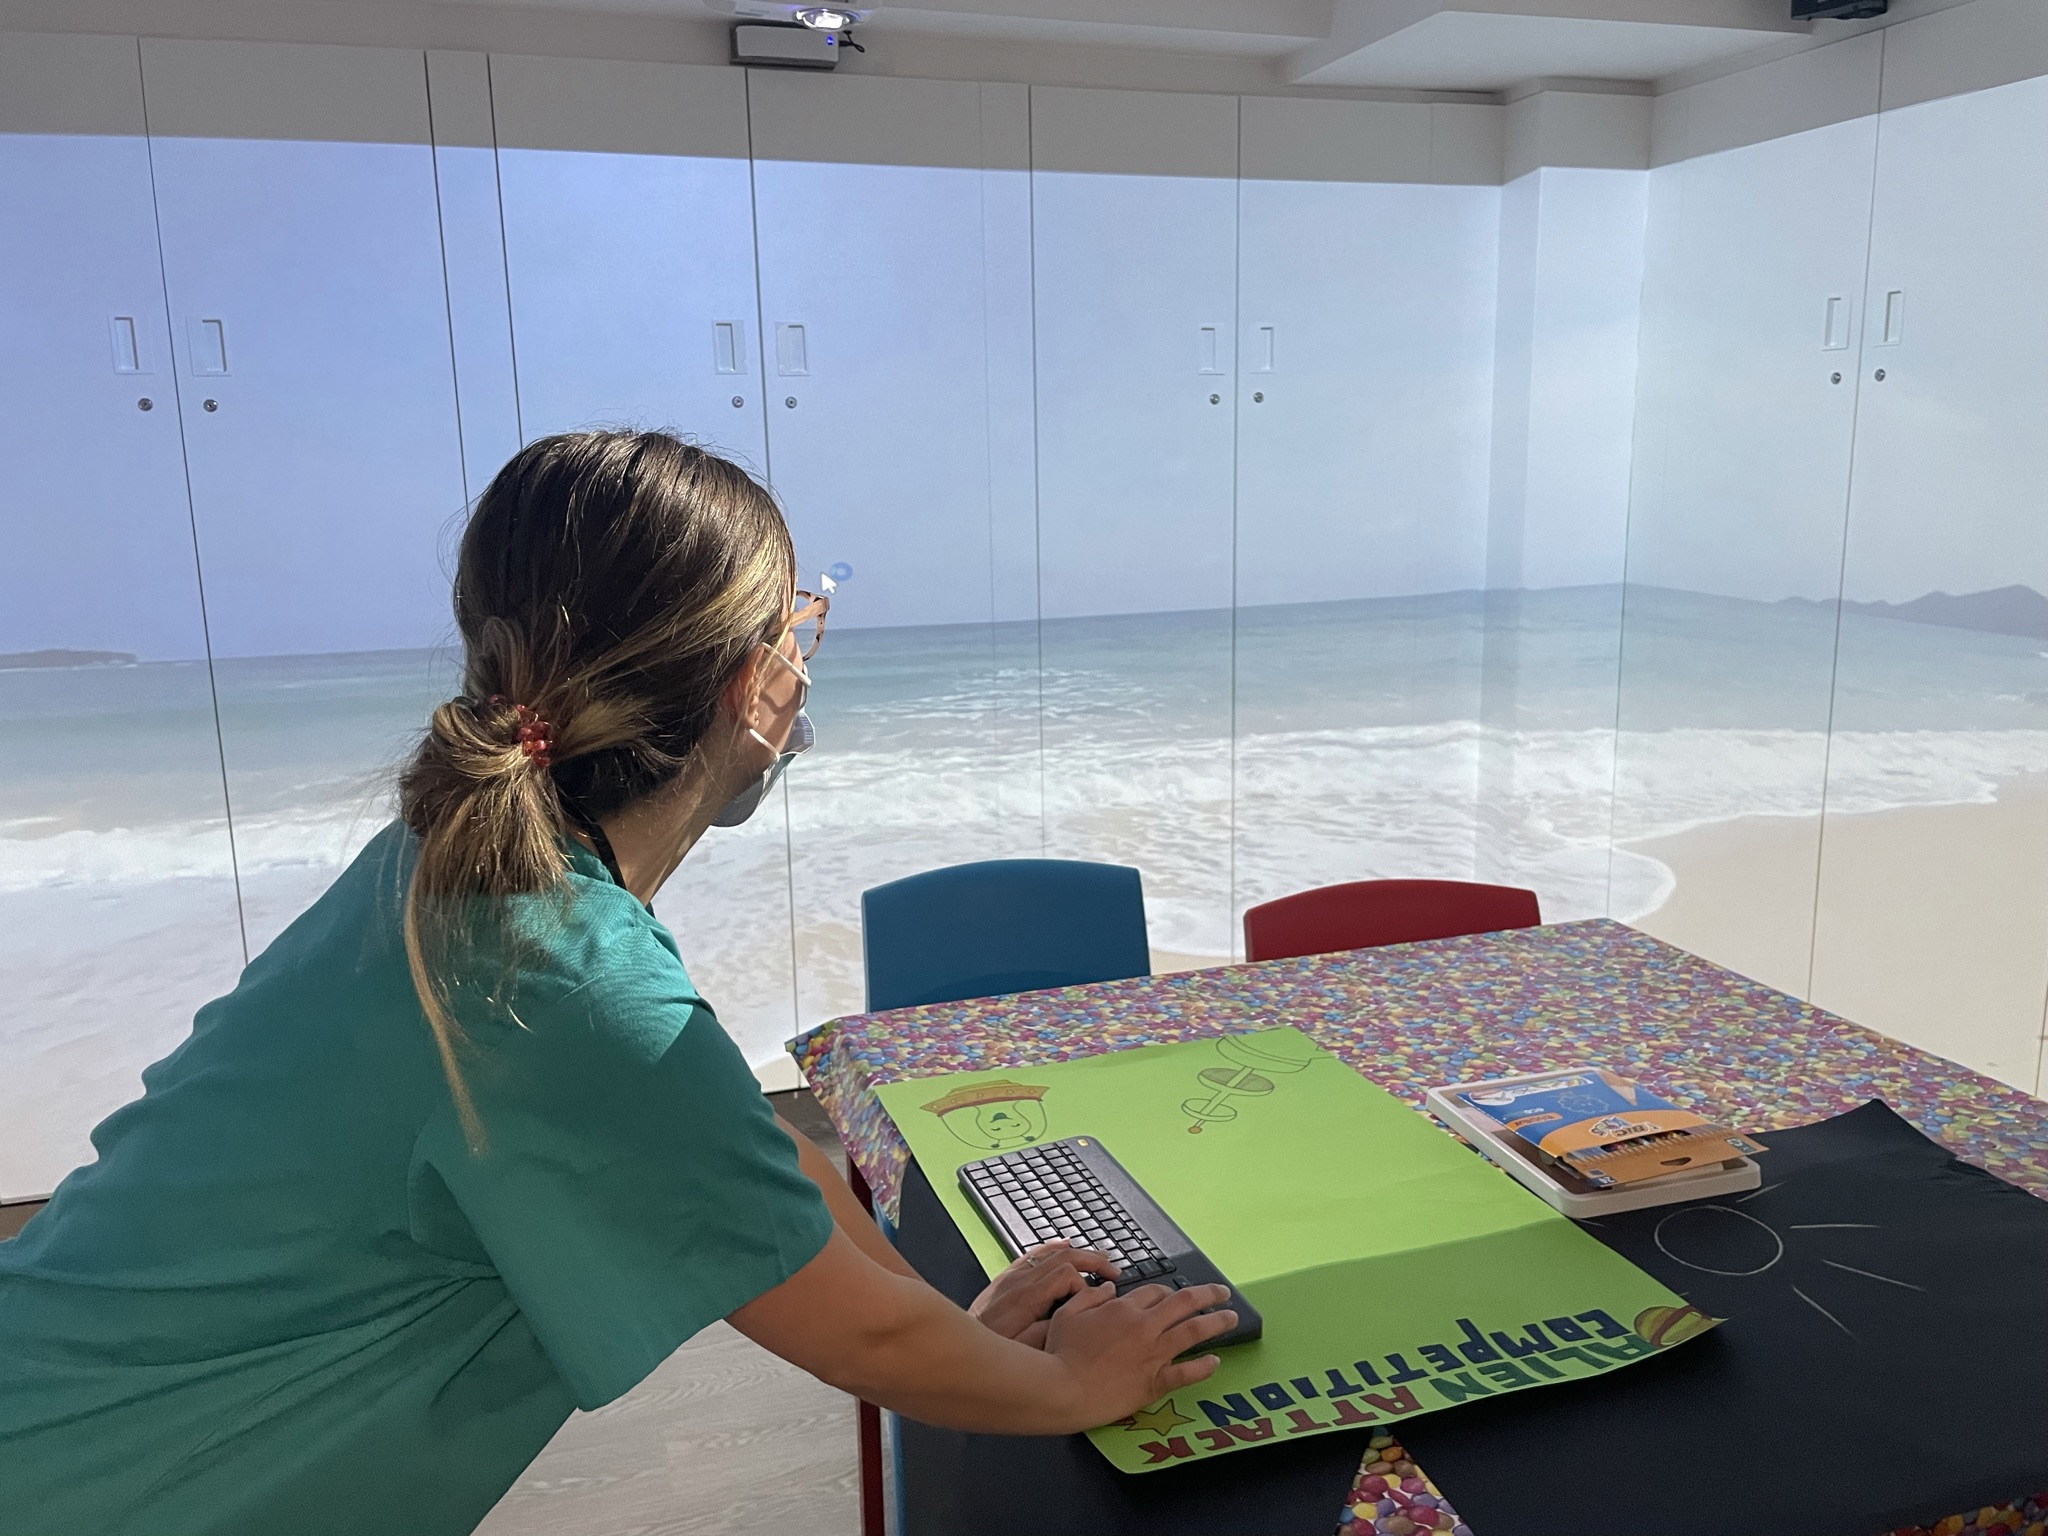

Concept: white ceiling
[[429, 0, 1826, 92], [855, 9, 1321, 59], [1292, 11, 1806, 90], [693, 0, 1332, 59]]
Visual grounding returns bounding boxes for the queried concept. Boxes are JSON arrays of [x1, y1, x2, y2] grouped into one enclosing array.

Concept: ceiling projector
[[710, 2, 872, 26], [713, 0, 871, 67]]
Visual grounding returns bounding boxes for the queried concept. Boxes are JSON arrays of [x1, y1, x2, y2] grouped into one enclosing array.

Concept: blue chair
[[860, 858, 1151, 1013]]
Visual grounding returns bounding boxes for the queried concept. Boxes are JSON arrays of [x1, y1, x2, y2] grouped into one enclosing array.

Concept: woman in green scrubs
[[0, 432, 1234, 1535]]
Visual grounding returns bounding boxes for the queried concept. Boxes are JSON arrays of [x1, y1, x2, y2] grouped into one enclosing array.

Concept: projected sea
[[6, 584, 2048, 1195]]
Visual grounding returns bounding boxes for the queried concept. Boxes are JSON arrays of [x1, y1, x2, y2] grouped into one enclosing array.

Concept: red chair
[[1243, 878, 1541, 963]]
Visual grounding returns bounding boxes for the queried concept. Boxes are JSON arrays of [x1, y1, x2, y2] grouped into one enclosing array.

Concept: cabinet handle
[[714, 320, 745, 375], [1878, 289, 1905, 346], [110, 316, 145, 374], [189, 317, 228, 376], [1822, 296, 1849, 351], [775, 323, 809, 377]]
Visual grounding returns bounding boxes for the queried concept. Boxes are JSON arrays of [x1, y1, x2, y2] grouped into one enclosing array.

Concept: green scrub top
[[0, 823, 834, 1536]]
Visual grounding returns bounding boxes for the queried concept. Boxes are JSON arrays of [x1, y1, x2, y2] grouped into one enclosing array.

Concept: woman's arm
[[774, 1111, 1120, 1341], [727, 1226, 1237, 1435], [775, 1111, 920, 1279]]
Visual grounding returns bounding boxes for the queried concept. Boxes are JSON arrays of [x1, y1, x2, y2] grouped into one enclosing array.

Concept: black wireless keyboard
[[958, 1135, 1262, 1348]]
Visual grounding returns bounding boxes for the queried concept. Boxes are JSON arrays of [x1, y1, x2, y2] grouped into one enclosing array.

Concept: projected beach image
[[15, 581, 2048, 1188], [11, 70, 2048, 1202]]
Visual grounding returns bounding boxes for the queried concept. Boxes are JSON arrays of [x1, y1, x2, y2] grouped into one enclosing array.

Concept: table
[[791, 918, 2048, 1536]]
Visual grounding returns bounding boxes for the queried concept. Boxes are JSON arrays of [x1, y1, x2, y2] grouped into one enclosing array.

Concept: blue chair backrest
[[861, 858, 1151, 1013]]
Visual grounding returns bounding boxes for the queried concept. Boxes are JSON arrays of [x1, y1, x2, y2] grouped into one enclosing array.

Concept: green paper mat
[[874, 1028, 1713, 1473]]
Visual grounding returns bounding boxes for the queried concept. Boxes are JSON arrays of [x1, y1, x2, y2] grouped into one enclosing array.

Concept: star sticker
[[1117, 1400, 1192, 1435]]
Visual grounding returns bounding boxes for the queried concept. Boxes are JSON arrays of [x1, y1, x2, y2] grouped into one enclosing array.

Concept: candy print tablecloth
[[789, 918, 2048, 1536]]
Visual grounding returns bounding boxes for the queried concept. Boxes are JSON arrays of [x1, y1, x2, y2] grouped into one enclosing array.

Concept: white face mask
[[711, 645, 814, 829], [711, 710, 812, 827]]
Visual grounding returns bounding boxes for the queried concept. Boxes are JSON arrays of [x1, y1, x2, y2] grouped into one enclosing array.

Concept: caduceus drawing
[[1182, 1031, 1318, 1133]]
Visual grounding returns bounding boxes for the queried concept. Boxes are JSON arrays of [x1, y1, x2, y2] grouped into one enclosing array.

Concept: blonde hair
[[398, 431, 795, 1144]]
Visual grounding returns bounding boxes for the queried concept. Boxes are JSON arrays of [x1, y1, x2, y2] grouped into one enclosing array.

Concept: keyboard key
[[984, 1194, 1033, 1241]]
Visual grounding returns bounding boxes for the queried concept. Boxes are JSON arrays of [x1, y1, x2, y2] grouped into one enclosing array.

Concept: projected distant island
[[1779, 583, 2048, 640], [0, 649, 137, 670]]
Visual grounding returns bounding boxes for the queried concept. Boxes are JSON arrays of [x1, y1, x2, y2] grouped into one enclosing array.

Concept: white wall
[[1808, 72, 2048, 1092], [1475, 164, 1648, 916], [1619, 14, 2048, 1096], [1611, 93, 1882, 996], [0, 33, 246, 1204], [11, 4, 2048, 1195]]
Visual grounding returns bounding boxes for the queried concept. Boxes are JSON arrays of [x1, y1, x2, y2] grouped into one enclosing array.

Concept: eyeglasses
[[788, 589, 829, 661]]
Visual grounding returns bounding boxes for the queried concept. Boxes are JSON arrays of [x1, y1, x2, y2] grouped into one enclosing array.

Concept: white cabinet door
[[490, 54, 789, 1063], [1234, 97, 1501, 932], [143, 39, 469, 953], [1030, 87, 1240, 963], [491, 55, 767, 472], [1610, 101, 1880, 997], [0, 33, 243, 1199], [749, 73, 1039, 1024], [425, 50, 521, 501], [1811, 73, 2048, 1094]]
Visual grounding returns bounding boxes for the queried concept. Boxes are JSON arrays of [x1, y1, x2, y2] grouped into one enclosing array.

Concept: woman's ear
[[718, 648, 763, 725]]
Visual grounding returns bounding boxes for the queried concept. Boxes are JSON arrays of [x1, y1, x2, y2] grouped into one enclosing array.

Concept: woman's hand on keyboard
[[970, 1241, 1120, 1347], [1043, 1278, 1238, 1425], [734, 1229, 1235, 1435]]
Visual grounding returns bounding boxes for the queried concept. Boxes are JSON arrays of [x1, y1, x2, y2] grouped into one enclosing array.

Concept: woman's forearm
[[775, 1111, 921, 1280], [732, 1228, 1235, 1436], [818, 1268, 1086, 1432], [729, 1228, 1086, 1433]]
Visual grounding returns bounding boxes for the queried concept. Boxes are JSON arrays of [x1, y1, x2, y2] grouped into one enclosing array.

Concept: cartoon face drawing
[[922, 1079, 1050, 1151]]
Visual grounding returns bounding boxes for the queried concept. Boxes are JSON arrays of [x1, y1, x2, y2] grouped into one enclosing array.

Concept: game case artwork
[[1451, 1069, 1764, 1189]]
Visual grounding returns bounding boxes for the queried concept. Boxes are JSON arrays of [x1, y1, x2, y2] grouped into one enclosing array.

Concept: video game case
[[1448, 1068, 1763, 1189]]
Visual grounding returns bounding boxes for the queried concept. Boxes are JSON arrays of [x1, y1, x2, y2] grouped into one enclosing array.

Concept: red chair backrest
[[1243, 879, 1541, 963]]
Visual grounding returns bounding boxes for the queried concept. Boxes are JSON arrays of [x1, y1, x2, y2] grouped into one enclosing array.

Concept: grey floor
[[474, 1318, 860, 1536], [476, 1087, 863, 1536]]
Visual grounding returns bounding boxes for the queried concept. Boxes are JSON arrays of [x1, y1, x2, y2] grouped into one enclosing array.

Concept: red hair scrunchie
[[484, 695, 554, 770]]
